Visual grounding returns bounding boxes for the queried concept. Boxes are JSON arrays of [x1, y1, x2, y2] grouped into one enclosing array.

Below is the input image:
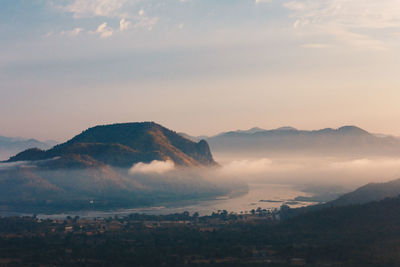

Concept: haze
[[1, 0, 400, 141]]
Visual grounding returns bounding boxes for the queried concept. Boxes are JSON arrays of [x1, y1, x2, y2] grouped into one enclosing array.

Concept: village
[[24, 208, 282, 237]]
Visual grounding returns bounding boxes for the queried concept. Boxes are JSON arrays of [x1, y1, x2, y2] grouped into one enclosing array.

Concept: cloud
[[330, 158, 400, 170], [119, 18, 132, 31], [284, 0, 400, 50], [214, 156, 400, 188], [129, 160, 175, 174], [117, 15, 159, 33], [285, 0, 400, 29], [94, 22, 113, 38], [134, 16, 159, 31], [0, 161, 30, 170], [65, 0, 127, 18], [58, 1, 158, 36], [219, 158, 274, 176], [255, 0, 272, 4], [60, 27, 84, 37]]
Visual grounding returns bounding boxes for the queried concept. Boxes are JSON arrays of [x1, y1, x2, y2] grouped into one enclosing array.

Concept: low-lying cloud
[[129, 160, 175, 174], [119, 156, 400, 193], [215, 156, 400, 189]]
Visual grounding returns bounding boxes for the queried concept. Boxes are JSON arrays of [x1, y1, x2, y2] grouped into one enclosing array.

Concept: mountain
[[6, 122, 217, 168], [0, 162, 238, 212], [274, 126, 297, 131], [204, 125, 400, 156], [178, 133, 209, 142], [0, 136, 57, 161], [0, 122, 228, 212], [230, 127, 266, 135]]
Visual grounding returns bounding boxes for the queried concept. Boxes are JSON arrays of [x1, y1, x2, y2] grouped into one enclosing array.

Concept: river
[[27, 183, 316, 219]]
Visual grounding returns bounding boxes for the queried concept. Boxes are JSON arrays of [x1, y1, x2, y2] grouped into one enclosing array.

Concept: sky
[[1, 0, 400, 141]]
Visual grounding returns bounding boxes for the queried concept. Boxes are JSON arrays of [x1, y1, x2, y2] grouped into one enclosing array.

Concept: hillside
[[328, 178, 400, 206], [287, 177, 400, 218], [6, 122, 217, 168], [275, 195, 400, 266]]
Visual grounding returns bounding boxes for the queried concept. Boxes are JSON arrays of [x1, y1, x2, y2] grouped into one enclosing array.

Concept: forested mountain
[[0, 122, 228, 212], [6, 122, 216, 168]]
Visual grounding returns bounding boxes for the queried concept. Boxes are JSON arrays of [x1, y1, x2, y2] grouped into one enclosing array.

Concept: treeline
[[2, 197, 400, 266]]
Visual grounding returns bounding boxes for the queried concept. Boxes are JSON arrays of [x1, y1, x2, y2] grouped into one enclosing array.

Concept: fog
[[126, 154, 400, 197], [129, 160, 175, 174], [3, 153, 400, 213], [213, 154, 400, 190]]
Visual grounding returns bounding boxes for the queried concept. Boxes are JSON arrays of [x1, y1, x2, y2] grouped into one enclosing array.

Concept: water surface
[[34, 183, 316, 219]]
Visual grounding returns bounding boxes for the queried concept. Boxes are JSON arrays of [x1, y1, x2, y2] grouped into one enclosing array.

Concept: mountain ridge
[[194, 125, 400, 156], [180, 125, 374, 141]]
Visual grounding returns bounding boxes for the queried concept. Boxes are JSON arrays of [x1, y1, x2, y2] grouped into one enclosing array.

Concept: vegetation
[[0, 122, 233, 212], [2, 196, 400, 266], [6, 122, 216, 167], [329, 178, 400, 206]]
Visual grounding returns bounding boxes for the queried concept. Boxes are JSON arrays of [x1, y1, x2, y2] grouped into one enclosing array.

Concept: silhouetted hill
[[275, 195, 400, 265], [329, 178, 400, 206], [7, 122, 217, 168], [203, 125, 400, 156], [288, 177, 400, 217]]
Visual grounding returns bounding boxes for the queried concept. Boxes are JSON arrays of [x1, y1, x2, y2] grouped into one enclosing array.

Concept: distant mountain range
[[0, 122, 227, 212], [0, 136, 57, 161], [181, 125, 400, 156]]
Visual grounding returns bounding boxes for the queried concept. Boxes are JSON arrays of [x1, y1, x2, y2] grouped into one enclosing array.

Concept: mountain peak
[[238, 127, 266, 134], [337, 125, 370, 135], [275, 126, 298, 131]]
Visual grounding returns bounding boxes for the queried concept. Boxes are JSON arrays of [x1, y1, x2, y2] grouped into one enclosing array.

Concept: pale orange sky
[[1, 0, 400, 141]]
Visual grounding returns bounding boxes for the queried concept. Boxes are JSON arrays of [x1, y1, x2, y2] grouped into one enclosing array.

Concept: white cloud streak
[[119, 18, 132, 31], [134, 16, 159, 31], [58, 0, 159, 38], [60, 27, 84, 37], [255, 0, 272, 4], [129, 160, 175, 174], [94, 22, 113, 38], [66, 0, 127, 18], [285, 0, 400, 50]]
